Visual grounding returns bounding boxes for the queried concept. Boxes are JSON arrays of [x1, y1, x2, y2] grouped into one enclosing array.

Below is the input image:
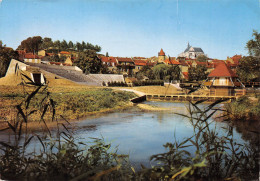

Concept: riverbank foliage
[[0, 85, 135, 122], [224, 96, 260, 121], [0, 77, 259, 180]]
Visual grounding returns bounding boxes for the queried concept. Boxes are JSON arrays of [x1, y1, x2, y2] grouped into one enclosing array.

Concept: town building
[[115, 57, 135, 76], [158, 49, 166, 63], [178, 43, 206, 59], [23, 53, 41, 64], [101, 56, 117, 73], [204, 61, 245, 96]]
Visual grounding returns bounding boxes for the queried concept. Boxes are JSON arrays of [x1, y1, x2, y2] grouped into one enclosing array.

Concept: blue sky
[[0, 0, 259, 59]]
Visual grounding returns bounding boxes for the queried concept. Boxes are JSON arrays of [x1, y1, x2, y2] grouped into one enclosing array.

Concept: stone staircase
[[26, 63, 125, 86]]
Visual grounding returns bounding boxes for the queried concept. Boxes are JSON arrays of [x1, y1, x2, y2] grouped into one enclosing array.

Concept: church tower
[[158, 48, 166, 63]]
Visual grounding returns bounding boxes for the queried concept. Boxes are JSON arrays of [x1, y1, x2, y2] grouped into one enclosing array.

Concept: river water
[[0, 101, 250, 167], [71, 101, 245, 166]]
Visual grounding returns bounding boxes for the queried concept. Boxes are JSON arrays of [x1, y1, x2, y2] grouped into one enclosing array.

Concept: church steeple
[[184, 42, 191, 53], [187, 42, 190, 49]]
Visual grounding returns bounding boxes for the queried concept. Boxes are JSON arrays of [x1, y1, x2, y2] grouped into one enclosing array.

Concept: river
[[0, 101, 252, 168], [70, 101, 246, 166]]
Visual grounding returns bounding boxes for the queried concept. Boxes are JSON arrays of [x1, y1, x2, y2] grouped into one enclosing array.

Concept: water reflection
[[73, 101, 246, 166]]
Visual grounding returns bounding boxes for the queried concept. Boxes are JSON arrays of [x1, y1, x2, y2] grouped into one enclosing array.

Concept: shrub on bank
[[224, 96, 260, 121], [107, 81, 128, 87], [132, 80, 164, 86]]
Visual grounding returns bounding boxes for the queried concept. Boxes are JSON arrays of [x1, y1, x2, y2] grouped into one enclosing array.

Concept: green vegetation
[[107, 81, 128, 87], [151, 64, 181, 81], [0, 42, 19, 77], [51, 88, 135, 119], [224, 96, 260, 121], [17, 36, 101, 53], [196, 54, 208, 62], [188, 65, 208, 81], [237, 56, 260, 82], [132, 80, 164, 86], [73, 50, 104, 74], [246, 30, 260, 57], [237, 30, 260, 82]]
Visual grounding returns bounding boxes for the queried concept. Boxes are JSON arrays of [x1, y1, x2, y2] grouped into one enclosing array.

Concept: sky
[[0, 0, 259, 59]]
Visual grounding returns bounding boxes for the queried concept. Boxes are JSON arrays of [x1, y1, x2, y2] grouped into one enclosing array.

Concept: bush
[[224, 96, 260, 121], [132, 80, 164, 86], [107, 81, 128, 87]]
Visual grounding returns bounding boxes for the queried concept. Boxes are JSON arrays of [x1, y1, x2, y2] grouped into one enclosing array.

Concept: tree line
[[17, 36, 101, 53]]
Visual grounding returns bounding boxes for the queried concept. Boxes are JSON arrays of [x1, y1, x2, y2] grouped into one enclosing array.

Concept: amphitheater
[[0, 60, 125, 86], [26, 63, 125, 86]]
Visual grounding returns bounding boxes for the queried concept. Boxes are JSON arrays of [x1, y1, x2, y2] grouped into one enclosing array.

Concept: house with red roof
[[164, 57, 180, 66], [204, 62, 245, 96], [58, 51, 71, 58], [101, 56, 117, 73], [133, 59, 147, 73], [115, 57, 135, 75], [23, 53, 41, 63]]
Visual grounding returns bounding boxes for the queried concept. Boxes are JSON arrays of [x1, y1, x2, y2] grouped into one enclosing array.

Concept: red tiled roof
[[182, 72, 189, 79], [46, 53, 54, 56], [178, 60, 188, 66], [158, 49, 165, 56], [206, 62, 214, 68], [24, 53, 40, 59], [59, 51, 70, 55], [133, 57, 146, 60], [116, 57, 133, 63], [195, 61, 207, 66], [101, 56, 117, 63], [134, 59, 147, 66], [208, 62, 238, 78], [164, 58, 180, 65]]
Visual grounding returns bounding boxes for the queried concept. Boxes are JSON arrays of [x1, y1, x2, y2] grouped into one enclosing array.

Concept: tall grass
[[224, 96, 260, 121]]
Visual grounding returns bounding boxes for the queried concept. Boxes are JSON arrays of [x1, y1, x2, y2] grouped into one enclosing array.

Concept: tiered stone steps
[[26, 63, 124, 86]]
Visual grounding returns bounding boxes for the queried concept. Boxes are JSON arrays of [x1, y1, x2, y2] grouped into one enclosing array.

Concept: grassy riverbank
[[0, 85, 136, 123], [224, 96, 260, 121]]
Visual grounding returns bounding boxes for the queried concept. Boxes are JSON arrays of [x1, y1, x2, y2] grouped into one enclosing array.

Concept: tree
[[82, 41, 87, 51], [152, 64, 181, 81], [60, 40, 68, 51], [53, 40, 61, 51], [237, 31, 260, 82], [0, 44, 19, 77], [196, 55, 208, 62], [166, 65, 181, 82], [40, 37, 53, 50], [18, 36, 43, 53], [49, 53, 60, 62], [237, 56, 260, 82], [152, 64, 168, 80], [73, 49, 102, 74], [188, 65, 208, 81], [246, 30, 260, 57], [68, 41, 74, 50], [76, 42, 82, 52]]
